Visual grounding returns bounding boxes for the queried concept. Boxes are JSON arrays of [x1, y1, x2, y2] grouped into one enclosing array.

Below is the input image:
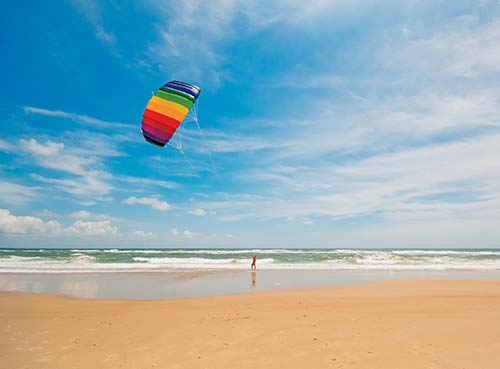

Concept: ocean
[[1, 248, 500, 273]]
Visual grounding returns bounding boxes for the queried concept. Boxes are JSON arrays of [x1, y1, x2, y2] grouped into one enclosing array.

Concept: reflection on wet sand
[[59, 280, 100, 299], [3, 270, 500, 299]]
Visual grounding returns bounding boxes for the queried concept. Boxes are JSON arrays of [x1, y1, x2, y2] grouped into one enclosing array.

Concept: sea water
[[1, 248, 500, 273]]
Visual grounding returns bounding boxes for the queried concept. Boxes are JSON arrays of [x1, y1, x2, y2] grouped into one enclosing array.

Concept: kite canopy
[[141, 80, 201, 147]]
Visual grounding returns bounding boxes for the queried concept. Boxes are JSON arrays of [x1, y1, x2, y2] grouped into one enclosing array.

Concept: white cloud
[[144, 0, 376, 86], [67, 220, 117, 236], [118, 176, 177, 190], [23, 106, 131, 129], [31, 175, 112, 203], [123, 196, 173, 211], [182, 13, 500, 236], [71, 210, 92, 219], [142, 2, 259, 85], [20, 139, 112, 199], [145, 0, 236, 85], [188, 208, 207, 216], [0, 209, 118, 237], [183, 229, 196, 238], [0, 139, 14, 152], [169, 227, 197, 239], [133, 230, 154, 238], [382, 18, 500, 81], [70, 210, 109, 220], [185, 128, 281, 154], [69, 0, 117, 47], [213, 14, 500, 165], [168, 226, 238, 244], [38, 209, 57, 219], [0, 181, 38, 205], [196, 132, 500, 224], [4, 2, 499, 248], [0, 209, 63, 235], [21, 139, 91, 175], [270, 73, 344, 90], [20, 138, 64, 156]]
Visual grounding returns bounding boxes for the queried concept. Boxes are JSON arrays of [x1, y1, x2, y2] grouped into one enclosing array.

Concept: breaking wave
[[1, 248, 500, 273]]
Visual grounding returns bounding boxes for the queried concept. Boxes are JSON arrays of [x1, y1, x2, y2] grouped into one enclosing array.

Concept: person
[[251, 255, 257, 270]]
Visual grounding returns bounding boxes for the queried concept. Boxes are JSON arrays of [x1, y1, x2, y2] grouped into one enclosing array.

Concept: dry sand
[[1, 278, 500, 369]]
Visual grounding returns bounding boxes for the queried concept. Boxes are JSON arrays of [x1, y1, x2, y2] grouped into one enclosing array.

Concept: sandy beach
[[1, 279, 500, 369]]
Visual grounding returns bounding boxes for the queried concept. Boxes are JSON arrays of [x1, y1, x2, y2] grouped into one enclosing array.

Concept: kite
[[141, 80, 201, 147]]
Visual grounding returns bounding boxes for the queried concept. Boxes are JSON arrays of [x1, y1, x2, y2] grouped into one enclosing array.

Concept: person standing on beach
[[251, 255, 257, 270]]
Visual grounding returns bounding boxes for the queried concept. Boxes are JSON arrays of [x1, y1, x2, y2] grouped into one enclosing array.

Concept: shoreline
[[1, 278, 500, 368], [1, 275, 500, 300], [2, 268, 500, 300], [3, 247, 500, 274]]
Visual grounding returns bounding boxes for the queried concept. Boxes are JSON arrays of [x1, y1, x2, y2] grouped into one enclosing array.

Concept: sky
[[1, 0, 500, 248]]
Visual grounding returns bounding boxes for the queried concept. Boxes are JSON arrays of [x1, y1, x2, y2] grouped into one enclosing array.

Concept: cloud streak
[[24, 106, 133, 129], [21, 138, 112, 199], [69, 0, 117, 49], [194, 132, 500, 225], [0, 181, 38, 205]]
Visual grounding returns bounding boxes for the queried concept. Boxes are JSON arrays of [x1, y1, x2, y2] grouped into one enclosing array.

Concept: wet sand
[[3, 269, 500, 299], [1, 279, 500, 368]]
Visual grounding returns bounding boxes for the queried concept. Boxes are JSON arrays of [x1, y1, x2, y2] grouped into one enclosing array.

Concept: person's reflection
[[251, 270, 256, 288]]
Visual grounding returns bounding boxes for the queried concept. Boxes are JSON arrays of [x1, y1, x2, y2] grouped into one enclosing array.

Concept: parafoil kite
[[141, 81, 201, 147]]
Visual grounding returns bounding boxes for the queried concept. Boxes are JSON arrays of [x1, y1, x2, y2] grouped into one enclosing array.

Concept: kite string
[[165, 101, 220, 192], [178, 147, 210, 193], [191, 101, 223, 185], [166, 114, 210, 192]]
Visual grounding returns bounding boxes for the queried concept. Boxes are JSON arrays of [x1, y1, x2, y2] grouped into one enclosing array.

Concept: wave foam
[[2, 248, 500, 273]]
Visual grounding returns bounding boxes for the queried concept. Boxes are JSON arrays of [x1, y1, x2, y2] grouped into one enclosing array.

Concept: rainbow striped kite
[[141, 81, 201, 147]]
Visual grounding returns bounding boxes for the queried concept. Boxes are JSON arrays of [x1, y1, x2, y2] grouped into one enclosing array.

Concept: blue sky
[[1, 1, 500, 248]]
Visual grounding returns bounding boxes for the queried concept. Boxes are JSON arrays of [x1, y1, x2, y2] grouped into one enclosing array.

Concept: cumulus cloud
[[71, 210, 92, 219], [39, 209, 57, 219], [68, 220, 117, 236], [188, 208, 207, 216], [70, 210, 108, 220], [170, 227, 196, 238], [0, 209, 63, 235], [133, 230, 154, 238], [169, 227, 236, 244], [182, 229, 196, 238], [123, 196, 173, 211], [0, 209, 117, 237]]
